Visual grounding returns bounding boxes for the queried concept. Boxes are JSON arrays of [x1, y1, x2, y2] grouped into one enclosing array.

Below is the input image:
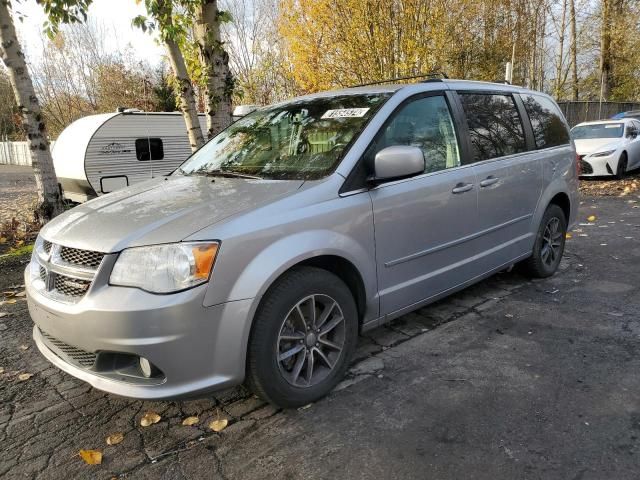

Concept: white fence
[[0, 141, 56, 166]]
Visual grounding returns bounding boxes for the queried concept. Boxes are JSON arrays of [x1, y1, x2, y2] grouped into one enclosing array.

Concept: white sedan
[[571, 119, 640, 178]]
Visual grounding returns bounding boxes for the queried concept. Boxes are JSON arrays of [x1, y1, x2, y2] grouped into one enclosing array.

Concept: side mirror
[[371, 146, 424, 183], [626, 127, 638, 138]]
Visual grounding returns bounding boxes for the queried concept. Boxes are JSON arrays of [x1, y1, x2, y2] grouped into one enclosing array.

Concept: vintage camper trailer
[[53, 106, 257, 202]]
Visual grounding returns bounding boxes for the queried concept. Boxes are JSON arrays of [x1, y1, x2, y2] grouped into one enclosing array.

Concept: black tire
[[522, 204, 567, 278], [616, 152, 628, 179], [246, 266, 358, 408]]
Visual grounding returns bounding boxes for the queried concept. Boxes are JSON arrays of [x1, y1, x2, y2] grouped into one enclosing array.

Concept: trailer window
[[136, 138, 164, 161]]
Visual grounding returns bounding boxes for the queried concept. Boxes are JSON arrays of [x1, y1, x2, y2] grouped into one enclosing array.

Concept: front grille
[[35, 240, 105, 303], [54, 275, 91, 297], [59, 246, 105, 269], [580, 159, 593, 174], [40, 330, 97, 367]]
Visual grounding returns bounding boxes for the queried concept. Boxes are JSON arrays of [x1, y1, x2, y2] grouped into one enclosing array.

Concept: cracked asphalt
[[1, 192, 639, 479]]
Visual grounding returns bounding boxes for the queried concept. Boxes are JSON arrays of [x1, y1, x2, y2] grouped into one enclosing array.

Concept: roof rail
[[493, 80, 511, 85], [349, 72, 448, 88]]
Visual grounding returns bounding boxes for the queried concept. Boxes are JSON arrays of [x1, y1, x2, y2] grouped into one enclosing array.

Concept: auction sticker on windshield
[[322, 108, 370, 119]]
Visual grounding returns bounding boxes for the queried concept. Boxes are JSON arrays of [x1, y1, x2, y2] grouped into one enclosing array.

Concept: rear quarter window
[[458, 93, 527, 162], [521, 94, 570, 149]]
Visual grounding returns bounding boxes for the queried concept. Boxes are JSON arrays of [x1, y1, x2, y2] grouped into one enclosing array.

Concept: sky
[[14, 0, 165, 65]]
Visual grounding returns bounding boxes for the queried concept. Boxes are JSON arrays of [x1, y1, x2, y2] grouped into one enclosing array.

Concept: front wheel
[[616, 152, 628, 179], [522, 204, 567, 278], [246, 267, 358, 408]]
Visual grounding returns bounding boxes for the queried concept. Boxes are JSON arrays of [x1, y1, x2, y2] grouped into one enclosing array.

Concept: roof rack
[[349, 72, 449, 88]]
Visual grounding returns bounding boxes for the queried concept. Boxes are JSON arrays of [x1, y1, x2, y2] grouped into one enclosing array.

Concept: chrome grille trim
[[39, 329, 97, 367], [33, 239, 106, 303]]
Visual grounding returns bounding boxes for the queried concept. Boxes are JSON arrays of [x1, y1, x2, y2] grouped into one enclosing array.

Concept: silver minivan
[[26, 80, 579, 407]]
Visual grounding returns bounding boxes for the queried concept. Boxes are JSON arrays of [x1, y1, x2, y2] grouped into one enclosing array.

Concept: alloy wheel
[[541, 217, 563, 267], [276, 294, 346, 388]]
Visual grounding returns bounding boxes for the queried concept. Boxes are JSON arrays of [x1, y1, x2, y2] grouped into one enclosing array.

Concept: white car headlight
[[110, 242, 219, 293], [590, 150, 615, 157]]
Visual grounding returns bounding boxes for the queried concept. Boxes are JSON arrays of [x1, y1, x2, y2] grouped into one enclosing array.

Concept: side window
[[459, 93, 526, 162], [367, 95, 460, 173], [522, 94, 570, 149], [135, 138, 164, 161]]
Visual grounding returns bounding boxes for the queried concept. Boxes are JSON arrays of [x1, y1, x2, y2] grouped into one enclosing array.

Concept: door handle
[[480, 176, 500, 187], [452, 182, 474, 194]]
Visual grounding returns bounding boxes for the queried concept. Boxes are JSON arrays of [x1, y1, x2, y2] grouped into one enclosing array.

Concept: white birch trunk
[[194, 0, 233, 139], [0, 0, 64, 223], [165, 38, 205, 152]]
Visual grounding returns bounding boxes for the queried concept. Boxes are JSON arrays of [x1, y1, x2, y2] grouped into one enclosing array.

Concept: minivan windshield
[[177, 93, 391, 180], [571, 123, 624, 139]]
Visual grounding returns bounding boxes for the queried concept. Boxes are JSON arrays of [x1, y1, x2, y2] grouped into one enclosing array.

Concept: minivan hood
[[41, 175, 304, 252], [574, 138, 622, 155]]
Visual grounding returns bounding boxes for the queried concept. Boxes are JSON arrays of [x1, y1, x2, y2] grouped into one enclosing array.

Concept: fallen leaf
[[19, 344, 29, 351], [18, 373, 33, 381], [0, 312, 7, 318], [298, 403, 313, 411], [565, 233, 572, 239], [140, 411, 161, 427], [79, 449, 102, 465], [182, 416, 200, 426], [0, 367, 4, 374], [0, 237, 6, 244], [587, 215, 596, 222], [106, 432, 124, 445], [14, 291, 26, 298], [2, 300, 16, 305], [208, 419, 228, 432]]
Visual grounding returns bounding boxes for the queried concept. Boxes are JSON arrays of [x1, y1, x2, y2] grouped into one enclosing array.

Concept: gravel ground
[[0, 165, 37, 225], [1, 178, 640, 478]]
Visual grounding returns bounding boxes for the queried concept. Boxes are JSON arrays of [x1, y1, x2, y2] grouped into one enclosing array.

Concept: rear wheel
[[616, 152, 628, 179], [246, 267, 358, 408], [522, 204, 567, 278]]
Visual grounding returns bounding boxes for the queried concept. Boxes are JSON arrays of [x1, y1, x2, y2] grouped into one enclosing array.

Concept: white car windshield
[[177, 93, 391, 180], [571, 123, 624, 139]]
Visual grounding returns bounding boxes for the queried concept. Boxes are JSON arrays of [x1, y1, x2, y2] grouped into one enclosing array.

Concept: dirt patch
[[579, 170, 640, 197]]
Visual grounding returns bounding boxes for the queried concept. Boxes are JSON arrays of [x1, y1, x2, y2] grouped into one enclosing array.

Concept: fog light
[[139, 357, 152, 378]]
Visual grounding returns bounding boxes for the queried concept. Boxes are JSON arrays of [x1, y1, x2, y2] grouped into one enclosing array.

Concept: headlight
[[110, 242, 219, 293], [590, 150, 615, 157]]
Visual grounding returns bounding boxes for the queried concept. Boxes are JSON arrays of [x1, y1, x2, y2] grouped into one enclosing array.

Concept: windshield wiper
[[192, 169, 263, 180]]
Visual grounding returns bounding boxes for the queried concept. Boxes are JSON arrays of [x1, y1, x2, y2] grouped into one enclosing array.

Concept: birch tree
[[193, 0, 233, 138], [134, 0, 205, 151], [0, 0, 92, 223]]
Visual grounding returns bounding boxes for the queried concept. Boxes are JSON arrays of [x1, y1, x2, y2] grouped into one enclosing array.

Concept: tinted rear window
[[459, 93, 526, 162], [522, 94, 570, 149]]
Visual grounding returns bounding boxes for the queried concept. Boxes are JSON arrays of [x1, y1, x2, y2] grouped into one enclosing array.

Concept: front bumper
[[26, 270, 254, 400], [579, 154, 619, 177]]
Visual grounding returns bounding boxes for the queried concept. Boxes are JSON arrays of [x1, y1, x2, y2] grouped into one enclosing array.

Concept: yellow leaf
[[18, 373, 33, 381], [565, 233, 572, 239], [79, 449, 102, 465], [587, 215, 596, 222], [3, 300, 16, 305], [208, 419, 228, 432], [182, 416, 200, 426], [0, 237, 6, 244], [140, 411, 161, 427], [106, 432, 124, 445], [0, 367, 4, 374]]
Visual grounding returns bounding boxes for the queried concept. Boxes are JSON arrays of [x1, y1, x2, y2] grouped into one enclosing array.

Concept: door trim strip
[[384, 213, 533, 267]]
